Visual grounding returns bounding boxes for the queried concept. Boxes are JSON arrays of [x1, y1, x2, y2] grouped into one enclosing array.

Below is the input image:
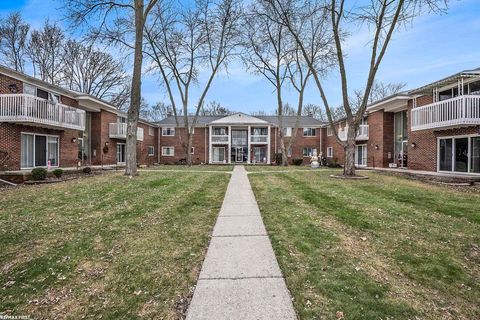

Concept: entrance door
[[34, 135, 47, 167], [116, 143, 126, 164], [356, 145, 367, 166], [235, 147, 244, 162]]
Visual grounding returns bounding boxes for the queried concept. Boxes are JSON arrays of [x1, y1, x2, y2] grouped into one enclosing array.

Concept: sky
[[1, 0, 480, 114]]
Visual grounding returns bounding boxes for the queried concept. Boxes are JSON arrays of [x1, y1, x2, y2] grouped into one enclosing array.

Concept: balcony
[[211, 135, 229, 143], [250, 135, 268, 143], [338, 124, 369, 141], [411, 95, 480, 131], [109, 123, 144, 141], [0, 94, 85, 131]]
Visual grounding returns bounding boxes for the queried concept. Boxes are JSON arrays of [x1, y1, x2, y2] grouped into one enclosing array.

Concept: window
[[117, 143, 126, 163], [21, 133, 59, 168], [438, 136, 480, 174], [283, 127, 292, 137], [327, 127, 333, 136], [327, 147, 333, 158], [147, 146, 155, 156], [356, 145, 367, 166], [118, 116, 126, 123], [162, 127, 175, 136], [162, 146, 174, 156], [251, 127, 268, 135], [303, 128, 316, 136], [212, 147, 225, 162], [213, 127, 227, 135], [148, 127, 155, 136], [287, 147, 292, 157], [303, 147, 317, 157]]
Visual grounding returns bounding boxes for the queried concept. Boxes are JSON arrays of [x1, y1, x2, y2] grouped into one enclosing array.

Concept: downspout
[[204, 126, 207, 164], [157, 126, 161, 164], [319, 126, 322, 157]]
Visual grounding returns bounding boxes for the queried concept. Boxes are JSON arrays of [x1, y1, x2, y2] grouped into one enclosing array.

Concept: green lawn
[[0, 171, 230, 319], [245, 165, 312, 172], [249, 169, 480, 320]]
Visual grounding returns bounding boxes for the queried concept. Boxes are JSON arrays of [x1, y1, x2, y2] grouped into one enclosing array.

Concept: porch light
[[72, 137, 77, 143], [105, 141, 109, 147], [411, 142, 417, 148], [374, 145, 379, 150]]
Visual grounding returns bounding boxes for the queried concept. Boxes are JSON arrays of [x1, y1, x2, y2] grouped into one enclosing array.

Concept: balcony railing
[[251, 135, 268, 143], [212, 135, 229, 143], [109, 123, 144, 141], [0, 94, 85, 131], [338, 124, 369, 141], [411, 95, 480, 131]]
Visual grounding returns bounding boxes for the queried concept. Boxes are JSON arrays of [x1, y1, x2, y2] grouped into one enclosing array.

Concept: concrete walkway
[[186, 166, 297, 320]]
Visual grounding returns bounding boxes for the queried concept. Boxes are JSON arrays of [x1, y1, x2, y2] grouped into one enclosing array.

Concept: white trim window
[[438, 135, 480, 174], [148, 127, 155, 136], [303, 128, 316, 137], [327, 127, 333, 136], [212, 147, 225, 162], [162, 146, 175, 156], [302, 147, 317, 157], [162, 127, 175, 136], [327, 147, 334, 158], [283, 127, 292, 137], [147, 146, 155, 156], [21, 133, 59, 169]]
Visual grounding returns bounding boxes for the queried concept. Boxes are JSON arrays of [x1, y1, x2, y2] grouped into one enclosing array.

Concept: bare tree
[[201, 101, 233, 116], [64, 0, 160, 176], [27, 20, 65, 84], [266, 0, 447, 176], [140, 101, 175, 122], [243, 1, 333, 165], [144, 0, 242, 165], [60, 40, 130, 101], [0, 12, 30, 72]]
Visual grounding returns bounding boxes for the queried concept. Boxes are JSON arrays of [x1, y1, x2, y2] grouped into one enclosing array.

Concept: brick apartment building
[[1, 64, 479, 178], [0, 65, 158, 173], [322, 67, 480, 175]]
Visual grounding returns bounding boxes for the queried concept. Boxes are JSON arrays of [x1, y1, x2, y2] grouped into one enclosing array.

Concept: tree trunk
[[186, 131, 193, 166], [343, 133, 356, 176], [125, 0, 144, 177], [279, 136, 288, 166]]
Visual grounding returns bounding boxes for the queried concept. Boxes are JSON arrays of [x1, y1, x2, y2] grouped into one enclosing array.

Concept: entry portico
[[208, 113, 271, 164]]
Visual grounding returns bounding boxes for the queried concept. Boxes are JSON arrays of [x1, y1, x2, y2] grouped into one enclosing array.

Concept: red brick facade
[[159, 127, 208, 164]]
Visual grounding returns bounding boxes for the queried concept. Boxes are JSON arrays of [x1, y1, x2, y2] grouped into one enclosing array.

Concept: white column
[[247, 125, 251, 164], [267, 125, 271, 164], [228, 125, 231, 164], [208, 125, 212, 164]]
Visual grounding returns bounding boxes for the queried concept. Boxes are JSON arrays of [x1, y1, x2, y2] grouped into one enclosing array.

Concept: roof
[[410, 67, 480, 94], [366, 92, 411, 112], [156, 113, 324, 127]]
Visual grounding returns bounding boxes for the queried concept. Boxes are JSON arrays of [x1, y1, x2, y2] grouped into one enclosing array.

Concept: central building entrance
[[231, 129, 248, 163]]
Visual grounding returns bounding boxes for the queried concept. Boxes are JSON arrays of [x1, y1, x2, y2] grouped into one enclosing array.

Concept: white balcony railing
[[251, 135, 268, 143], [411, 95, 480, 131], [212, 135, 229, 143], [338, 124, 369, 141], [109, 123, 144, 141], [0, 94, 85, 130]]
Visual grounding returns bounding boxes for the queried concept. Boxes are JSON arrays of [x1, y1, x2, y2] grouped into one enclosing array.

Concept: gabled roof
[[410, 67, 480, 94], [210, 112, 268, 124]]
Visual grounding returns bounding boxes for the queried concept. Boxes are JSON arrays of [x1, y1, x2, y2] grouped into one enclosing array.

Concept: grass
[[0, 171, 230, 319], [142, 165, 234, 171], [245, 165, 311, 172], [249, 169, 480, 320]]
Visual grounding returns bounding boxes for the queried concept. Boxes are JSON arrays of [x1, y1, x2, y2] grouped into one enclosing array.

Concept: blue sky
[[1, 0, 480, 113]]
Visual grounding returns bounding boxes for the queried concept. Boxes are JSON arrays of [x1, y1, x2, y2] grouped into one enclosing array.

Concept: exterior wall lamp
[[411, 142, 417, 148], [374, 145, 379, 150], [72, 137, 77, 143]]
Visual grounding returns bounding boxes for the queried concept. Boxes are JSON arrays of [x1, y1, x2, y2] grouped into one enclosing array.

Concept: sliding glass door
[[438, 136, 480, 174], [21, 133, 59, 169]]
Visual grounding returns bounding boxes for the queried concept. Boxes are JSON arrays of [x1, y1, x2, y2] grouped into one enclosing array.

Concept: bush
[[274, 153, 283, 165], [292, 158, 303, 166], [53, 168, 64, 178], [31, 168, 47, 181], [82, 167, 92, 174]]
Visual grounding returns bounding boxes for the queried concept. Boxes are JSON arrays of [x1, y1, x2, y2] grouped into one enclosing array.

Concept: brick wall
[[0, 122, 80, 170], [366, 110, 395, 168], [159, 127, 208, 164], [324, 122, 345, 165], [0, 74, 23, 94], [137, 122, 158, 166]]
